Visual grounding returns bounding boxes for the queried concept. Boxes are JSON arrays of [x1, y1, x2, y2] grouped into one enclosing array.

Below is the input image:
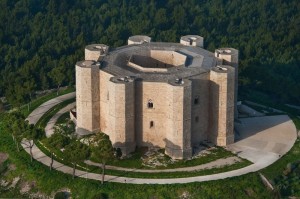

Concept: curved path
[[26, 92, 76, 125], [44, 102, 76, 137], [23, 93, 298, 184]]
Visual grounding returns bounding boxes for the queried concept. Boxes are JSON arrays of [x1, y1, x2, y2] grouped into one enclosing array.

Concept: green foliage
[[56, 112, 70, 124], [0, 118, 276, 199], [54, 191, 68, 199], [64, 140, 90, 166], [90, 132, 114, 183], [0, 0, 299, 106], [273, 161, 300, 197], [90, 133, 114, 164], [44, 133, 70, 149], [54, 122, 75, 137]]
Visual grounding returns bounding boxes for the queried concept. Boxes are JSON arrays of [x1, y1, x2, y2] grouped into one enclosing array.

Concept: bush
[[0, 159, 8, 174], [92, 192, 109, 199], [54, 191, 68, 199]]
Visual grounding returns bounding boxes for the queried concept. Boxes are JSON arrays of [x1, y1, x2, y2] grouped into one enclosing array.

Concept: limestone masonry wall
[[75, 35, 238, 159]]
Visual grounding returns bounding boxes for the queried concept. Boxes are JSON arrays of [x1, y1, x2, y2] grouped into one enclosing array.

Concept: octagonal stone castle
[[73, 35, 238, 159]]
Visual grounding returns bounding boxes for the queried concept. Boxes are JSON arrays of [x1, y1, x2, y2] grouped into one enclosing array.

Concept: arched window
[[148, 100, 153, 108]]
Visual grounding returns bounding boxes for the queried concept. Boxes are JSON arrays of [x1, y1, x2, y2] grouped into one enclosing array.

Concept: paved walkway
[[26, 92, 75, 125], [44, 102, 76, 137], [85, 157, 241, 173], [23, 93, 298, 184]]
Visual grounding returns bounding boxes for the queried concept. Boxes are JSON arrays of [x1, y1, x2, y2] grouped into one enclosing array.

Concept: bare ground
[[0, 152, 8, 165]]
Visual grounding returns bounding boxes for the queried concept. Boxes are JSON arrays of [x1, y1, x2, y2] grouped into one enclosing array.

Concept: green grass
[[0, 121, 273, 198], [262, 139, 300, 180], [30, 95, 252, 178], [102, 146, 241, 170], [19, 87, 75, 117], [56, 112, 71, 124], [36, 137, 252, 178]]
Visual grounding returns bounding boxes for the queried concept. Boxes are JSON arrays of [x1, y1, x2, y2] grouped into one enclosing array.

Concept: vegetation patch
[[56, 112, 71, 125]]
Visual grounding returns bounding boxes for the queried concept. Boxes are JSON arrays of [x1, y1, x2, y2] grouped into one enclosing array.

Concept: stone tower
[[75, 60, 100, 134], [108, 76, 136, 155], [209, 65, 235, 146], [215, 48, 239, 119]]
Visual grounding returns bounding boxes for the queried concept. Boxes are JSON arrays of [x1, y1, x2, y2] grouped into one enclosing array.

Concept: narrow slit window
[[194, 96, 199, 105], [195, 116, 199, 123], [148, 100, 153, 108], [150, 121, 154, 128]]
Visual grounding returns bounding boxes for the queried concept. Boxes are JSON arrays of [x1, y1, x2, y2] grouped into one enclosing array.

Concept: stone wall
[[209, 65, 235, 146], [108, 77, 135, 155], [190, 73, 210, 145], [165, 80, 192, 159], [76, 61, 100, 133], [135, 81, 171, 148], [215, 48, 239, 118]]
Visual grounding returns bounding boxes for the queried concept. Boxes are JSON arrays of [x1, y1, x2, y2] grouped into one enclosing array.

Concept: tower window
[[194, 96, 199, 105], [195, 116, 199, 123], [107, 92, 109, 100], [150, 121, 154, 128], [148, 100, 153, 108]]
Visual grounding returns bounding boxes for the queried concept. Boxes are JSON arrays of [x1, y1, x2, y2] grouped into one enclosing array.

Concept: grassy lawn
[[35, 97, 250, 175], [56, 112, 71, 124], [262, 139, 300, 180], [0, 121, 273, 198], [36, 138, 252, 179], [104, 146, 246, 169], [19, 87, 75, 117], [0, 90, 297, 197]]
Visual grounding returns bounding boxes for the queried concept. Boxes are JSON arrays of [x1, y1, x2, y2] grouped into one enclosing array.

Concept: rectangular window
[[195, 116, 199, 123], [150, 121, 154, 128], [194, 96, 199, 105]]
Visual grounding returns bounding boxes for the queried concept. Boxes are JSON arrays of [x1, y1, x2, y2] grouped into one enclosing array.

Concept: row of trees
[[2, 111, 116, 184], [2, 112, 43, 162], [0, 0, 299, 106], [45, 132, 114, 184]]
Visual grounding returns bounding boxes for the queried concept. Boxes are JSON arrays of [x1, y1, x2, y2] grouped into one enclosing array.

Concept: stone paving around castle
[[23, 93, 297, 184]]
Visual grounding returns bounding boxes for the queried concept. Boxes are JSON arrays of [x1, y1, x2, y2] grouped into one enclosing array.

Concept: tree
[[90, 132, 114, 184], [3, 112, 25, 151], [49, 66, 65, 95], [0, 100, 4, 113], [64, 140, 90, 179], [44, 132, 70, 170], [23, 123, 44, 162], [23, 77, 36, 111]]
